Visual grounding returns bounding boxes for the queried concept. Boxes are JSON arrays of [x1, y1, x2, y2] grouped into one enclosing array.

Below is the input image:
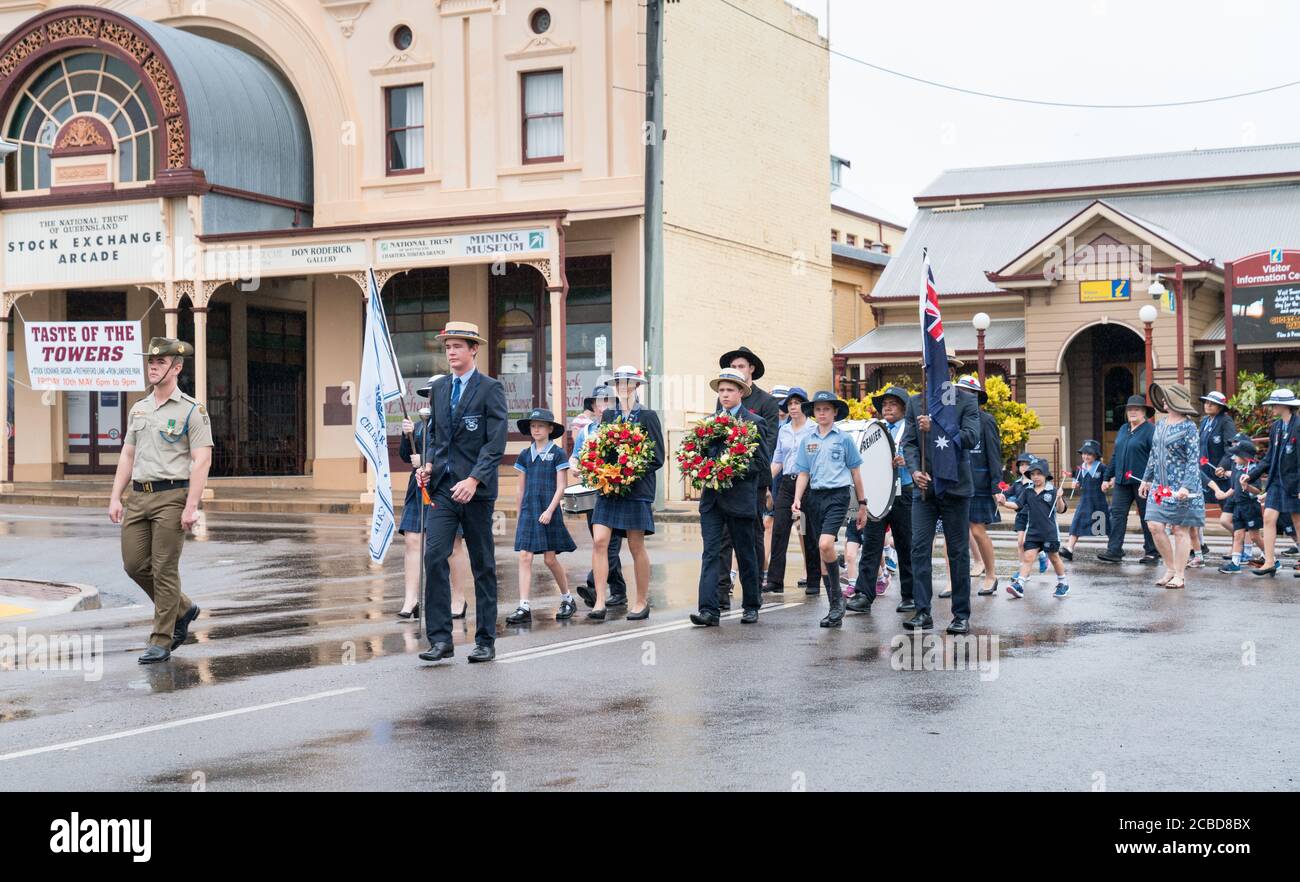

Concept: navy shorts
[[1023, 539, 1060, 554], [844, 518, 864, 545], [804, 486, 851, 539], [1233, 503, 1262, 532]]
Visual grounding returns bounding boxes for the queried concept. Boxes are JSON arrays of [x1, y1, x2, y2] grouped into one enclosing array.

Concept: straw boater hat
[[801, 389, 849, 422], [609, 364, 647, 386], [1150, 382, 1198, 417], [719, 346, 765, 380], [709, 367, 752, 397], [770, 384, 791, 403], [1262, 388, 1300, 408], [436, 321, 487, 346], [955, 374, 987, 404], [516, 407, 565, 439]]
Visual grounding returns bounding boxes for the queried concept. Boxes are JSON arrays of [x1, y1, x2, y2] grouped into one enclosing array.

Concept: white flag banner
[[355, 268, 406, 563]]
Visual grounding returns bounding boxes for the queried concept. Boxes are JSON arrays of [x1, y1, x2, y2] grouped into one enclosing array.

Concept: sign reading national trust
[[375, 228, 549, 265], [3, 202, 165, 288], [1230, 249, 1300, 345]]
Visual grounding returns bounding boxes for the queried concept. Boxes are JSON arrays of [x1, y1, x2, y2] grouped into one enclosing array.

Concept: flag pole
[[919, 248, 929, 499], [370, 268, 427, 505]]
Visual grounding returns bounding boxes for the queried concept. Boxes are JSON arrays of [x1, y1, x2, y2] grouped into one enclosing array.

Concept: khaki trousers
[[121, 487, 193, 648]]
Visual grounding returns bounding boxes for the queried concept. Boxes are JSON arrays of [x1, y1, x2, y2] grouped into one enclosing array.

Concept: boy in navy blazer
[[416, 322, 508, 663]]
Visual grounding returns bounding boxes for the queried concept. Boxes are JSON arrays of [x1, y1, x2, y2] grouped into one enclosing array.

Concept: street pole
[[1223, 262, 1237, 396], [1175, 262, 1185, 385], [1144, 321, 1154, 404], [977, 328, 986, 385], [644, 0, 665, 508]]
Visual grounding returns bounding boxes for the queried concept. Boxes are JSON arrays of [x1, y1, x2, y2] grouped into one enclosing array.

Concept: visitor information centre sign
[[1231, 249, 1300, 345], [24, 321, 146, 391]]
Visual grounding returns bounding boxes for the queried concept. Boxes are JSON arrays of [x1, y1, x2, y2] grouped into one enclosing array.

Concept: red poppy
[[997, 481, 1010, 492], [1199, 456, 1210, 466]]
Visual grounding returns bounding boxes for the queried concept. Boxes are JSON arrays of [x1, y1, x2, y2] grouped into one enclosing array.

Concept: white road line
[[499, 601, 804, 664], [0, 686, 366, 763]]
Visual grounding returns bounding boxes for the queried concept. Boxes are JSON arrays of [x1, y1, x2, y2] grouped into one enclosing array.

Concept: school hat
[[709, 367, 753, 397], [583, 384, 615, 412], [1117, 393, 1155, 420], [416, 374, 444, 399], [801, 390, 849, 422], [719, 346, 765, 380], [137, 336, 190, 357], [436, 321, 487, 346], [1015, 452, 1035, 465], [1263, 388, 1300, 407], [1150, 382, 1198, 417], [872, 385, 910, 413], [516, 407, 565, 439], [1077, 439, 1101, 457], [771, 384, 791, 402], [1230, 439, 1258, 460], [955, 374, 987, 404], [1199, 390, 1234, 413], [784, 386, 810, 406], [609, 364, 648, 386], [1025, 457, 1053, 482]]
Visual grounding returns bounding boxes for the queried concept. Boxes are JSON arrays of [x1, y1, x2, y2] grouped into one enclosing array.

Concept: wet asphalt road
[[0, 504, 1297, 792]]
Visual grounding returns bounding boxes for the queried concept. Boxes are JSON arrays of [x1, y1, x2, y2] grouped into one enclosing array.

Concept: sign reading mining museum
[[1231, 249, 1300, 345], [3, 202, 167, 288], [375, 228, 549, 264]]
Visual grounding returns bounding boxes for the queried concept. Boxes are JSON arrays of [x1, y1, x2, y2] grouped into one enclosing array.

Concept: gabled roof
[[871, 182, 1300, 299], [831, 187, 908, 229], [918, 142, 1300, 201]]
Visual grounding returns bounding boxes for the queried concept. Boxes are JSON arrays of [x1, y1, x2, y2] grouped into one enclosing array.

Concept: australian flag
[[920, 251, 961, 495]]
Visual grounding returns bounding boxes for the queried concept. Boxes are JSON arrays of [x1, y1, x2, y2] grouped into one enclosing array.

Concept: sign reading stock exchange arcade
[[3, 201, 174, 288]]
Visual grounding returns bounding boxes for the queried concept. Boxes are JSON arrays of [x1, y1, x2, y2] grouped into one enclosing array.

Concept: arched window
[[3, 51, 159, 192]]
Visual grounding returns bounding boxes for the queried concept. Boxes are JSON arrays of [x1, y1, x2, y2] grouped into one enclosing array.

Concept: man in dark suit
[[416, 321, 508, 663], [1098, 395, 1158, 564], [715, 346, 781, 608], [899, 360, 982, 634], [692, 369, 772, 626]]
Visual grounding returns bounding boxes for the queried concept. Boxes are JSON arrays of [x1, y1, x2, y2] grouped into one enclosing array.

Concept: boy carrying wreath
[[689, 368, 772, 626]]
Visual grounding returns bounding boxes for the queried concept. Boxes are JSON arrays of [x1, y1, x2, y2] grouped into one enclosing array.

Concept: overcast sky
[[776, 0, 1300, 225]]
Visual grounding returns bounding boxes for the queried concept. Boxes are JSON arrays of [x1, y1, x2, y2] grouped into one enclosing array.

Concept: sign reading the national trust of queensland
[[3, 202, 166, 288], [1079, 279, 1131, 303], [1230, 249, 1300, 345], [375, 228, 549, 264]]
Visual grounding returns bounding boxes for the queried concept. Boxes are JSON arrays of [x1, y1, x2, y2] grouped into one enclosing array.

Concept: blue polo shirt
[[791, 424, 862, 489], [773, 420, 813, 476]]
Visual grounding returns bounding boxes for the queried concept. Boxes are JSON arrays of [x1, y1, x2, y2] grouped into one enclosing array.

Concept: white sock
[[520, 599, 531, 610], [561, 592, 572, 601]]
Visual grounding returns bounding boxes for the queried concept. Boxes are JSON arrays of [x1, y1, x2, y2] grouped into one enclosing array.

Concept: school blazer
[[422, 371, 508, 500], [699, 407, 772, 518], [716, 385, 781, 488], [1247, 416, 1300, 495], [899, 391, 981, 498]]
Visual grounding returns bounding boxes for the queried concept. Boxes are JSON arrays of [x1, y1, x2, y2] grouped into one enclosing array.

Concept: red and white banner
[[23, 321, 146, 391]]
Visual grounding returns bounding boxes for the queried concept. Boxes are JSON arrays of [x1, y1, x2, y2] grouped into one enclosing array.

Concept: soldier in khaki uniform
[[108, 337, 214, 664]]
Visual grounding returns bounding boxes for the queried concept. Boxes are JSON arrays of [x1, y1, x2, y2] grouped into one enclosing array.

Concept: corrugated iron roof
[[873, 183, 1300, 297], [839, 318, 1025, 357], [1197, 316, 1225, 343], [919, 142, 1300, 199], [832, 242, 889, 267], [130, 16, 312, 229]]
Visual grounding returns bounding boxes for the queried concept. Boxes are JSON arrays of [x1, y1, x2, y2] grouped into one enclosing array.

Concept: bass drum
[[844, 418, 899, 522]]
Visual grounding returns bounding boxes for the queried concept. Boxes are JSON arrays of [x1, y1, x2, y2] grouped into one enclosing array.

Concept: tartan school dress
[[592, 403, 666, 537], [1068, 460, 1111, 538], [397, 420, 428, 535], [513, 441, 577, 554]]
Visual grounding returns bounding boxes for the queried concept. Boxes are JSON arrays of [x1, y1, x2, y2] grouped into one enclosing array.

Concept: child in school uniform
[[1002, 457, 1070, 598], [507, 407, 578, 624], [1063, 439, 1109, 561], [997, 453, 1048, 573], [1212, 440, 1266, 574]]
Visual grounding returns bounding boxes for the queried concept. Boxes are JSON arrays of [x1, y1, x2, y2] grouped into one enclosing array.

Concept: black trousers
[[910, 490, 971, 619], [1105, 482, 1157, 556], [717, 484, 768, 593], [699, 508, 762, 615], [583, 509, 626, 595], [765, 475, 821, 588], [855, 490, 914, 605], [424, 483, 498, 648]]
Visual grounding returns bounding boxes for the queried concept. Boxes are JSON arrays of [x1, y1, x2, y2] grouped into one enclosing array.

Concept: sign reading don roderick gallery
[[3, 202, 166, 288], [1231, 249, 1300, 345]]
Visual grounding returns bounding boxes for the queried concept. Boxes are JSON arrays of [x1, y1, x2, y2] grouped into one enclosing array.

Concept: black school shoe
[[505, 606, 532, 625], [1138, 554, 1160, 565], [1060, 548, 1074, 561], [1096, 550, 1123, 563], [845, 593, 873, 613], [556, 599, 576, 620], [171, 604, 201, 651], [576, 583, 596, 607], [902, 612, 933, 631], [689, 611, 720, 627], [467, 644, 495, 663]]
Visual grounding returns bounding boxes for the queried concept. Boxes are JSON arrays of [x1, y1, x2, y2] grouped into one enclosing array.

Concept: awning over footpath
[[839, 318, 1025, 358]]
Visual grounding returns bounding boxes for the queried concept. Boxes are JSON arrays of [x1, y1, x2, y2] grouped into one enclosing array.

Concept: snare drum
[[561, 484, 598, 515]]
